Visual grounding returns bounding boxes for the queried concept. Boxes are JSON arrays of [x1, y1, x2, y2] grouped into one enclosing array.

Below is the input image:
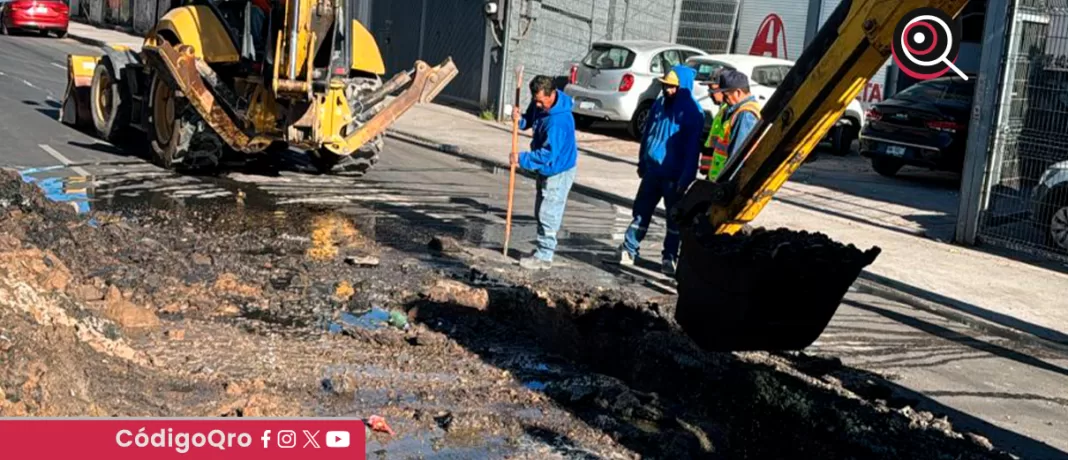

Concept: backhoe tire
[[312, 75, 384, 176], [90, 56, 132, 144], [146, 73, 222, 173]]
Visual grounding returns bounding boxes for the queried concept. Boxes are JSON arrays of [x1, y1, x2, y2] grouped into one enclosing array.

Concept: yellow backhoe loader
[[60, 0, 457, 175], [670, 0, 971, 351]]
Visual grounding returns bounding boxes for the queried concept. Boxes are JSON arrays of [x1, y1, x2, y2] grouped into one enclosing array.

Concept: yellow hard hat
[[658, 70, 679, 87]]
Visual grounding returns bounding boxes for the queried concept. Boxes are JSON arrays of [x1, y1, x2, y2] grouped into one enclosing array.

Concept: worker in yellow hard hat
[[608, 65, 703, 276]]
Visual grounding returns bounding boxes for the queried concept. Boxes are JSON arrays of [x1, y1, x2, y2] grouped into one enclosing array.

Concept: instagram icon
[[277, 430, 297, 449]]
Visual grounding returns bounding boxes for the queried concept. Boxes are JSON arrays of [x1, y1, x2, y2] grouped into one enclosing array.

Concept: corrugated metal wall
[[500, 0, 683, 115], [370, 0, 488, 108]]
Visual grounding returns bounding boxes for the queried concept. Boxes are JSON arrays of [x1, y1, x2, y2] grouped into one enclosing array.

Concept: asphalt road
[[1, 34, 1066, 458]]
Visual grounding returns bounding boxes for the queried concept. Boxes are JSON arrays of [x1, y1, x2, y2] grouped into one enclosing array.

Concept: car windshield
[[581, 45, 635, 70], [894, 78, 973, 105], [688, 61, 731, 82]]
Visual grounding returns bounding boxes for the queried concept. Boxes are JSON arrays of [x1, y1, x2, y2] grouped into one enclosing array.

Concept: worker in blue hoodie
[[609, 64, 704, 276], [511, 75, 579, 270]]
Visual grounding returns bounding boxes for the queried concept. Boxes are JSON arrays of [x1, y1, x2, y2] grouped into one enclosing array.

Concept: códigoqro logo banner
[[891, 8, 969, 81], [0, 418, 366, 459]]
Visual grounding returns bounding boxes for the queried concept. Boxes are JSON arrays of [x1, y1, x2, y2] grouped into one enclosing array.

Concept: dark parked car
[[859, 75, 975, 177], [1033, 160, 1068, 252]]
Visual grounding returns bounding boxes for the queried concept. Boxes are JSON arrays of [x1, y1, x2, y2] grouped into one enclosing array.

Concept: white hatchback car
[[564, 40, 707, 139], [686, 54, 866, 156]]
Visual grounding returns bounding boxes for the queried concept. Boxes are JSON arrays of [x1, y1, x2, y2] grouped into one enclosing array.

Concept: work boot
[[661, 258, 677, 277], [608, 248, 635, 266], [519, 256, 552, 270]]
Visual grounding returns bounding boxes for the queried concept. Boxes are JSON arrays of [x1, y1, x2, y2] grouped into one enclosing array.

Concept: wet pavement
[[0, 32, 1066, 459]]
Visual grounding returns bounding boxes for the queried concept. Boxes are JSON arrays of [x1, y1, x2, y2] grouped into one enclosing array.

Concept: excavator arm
[[671, 0, 971, 351]]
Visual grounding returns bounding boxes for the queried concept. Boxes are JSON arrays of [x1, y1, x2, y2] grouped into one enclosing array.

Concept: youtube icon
[[326, 431, 350, 448]]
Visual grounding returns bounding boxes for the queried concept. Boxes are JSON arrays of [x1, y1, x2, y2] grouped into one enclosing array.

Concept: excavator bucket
[[59, 55, 100, 129], [673, 221, 880, 351]]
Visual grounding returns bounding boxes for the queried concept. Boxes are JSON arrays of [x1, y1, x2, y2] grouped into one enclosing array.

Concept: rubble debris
[[423, 279, 489, 310], [428, 235, 464, 254], [345, 255, 380, 267], [433, 411, 454, 432], [103, 285, 160, 329], [368, 415, 395, 436], [0, 169, 1018, 459]]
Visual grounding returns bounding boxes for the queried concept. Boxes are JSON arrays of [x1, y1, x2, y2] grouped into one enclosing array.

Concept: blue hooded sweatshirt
[[517, 89, 578, 177], [638, 64, 704, 187]]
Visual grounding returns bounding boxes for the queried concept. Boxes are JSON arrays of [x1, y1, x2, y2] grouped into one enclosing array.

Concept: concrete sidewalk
[[65, 21, 1068, 349]]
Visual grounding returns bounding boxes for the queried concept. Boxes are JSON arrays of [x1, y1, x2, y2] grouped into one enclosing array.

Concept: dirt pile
[[0, 169, 1013, 458]]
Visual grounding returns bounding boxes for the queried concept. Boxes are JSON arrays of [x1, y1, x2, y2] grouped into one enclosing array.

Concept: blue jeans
[[622, 174, 681, 261], [533, 167, 576, 261]]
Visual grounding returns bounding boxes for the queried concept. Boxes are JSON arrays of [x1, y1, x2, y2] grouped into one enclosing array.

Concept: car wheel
[[39, 29, 49, 37], [1, 20, 10, 36], [54, 29, 67, 38], [831, 120, 859, 156], [1042, 189, 1068, 251], [871, 157, 903, 177], [574, 114, 595, 130], [628, 101, 652, 139]]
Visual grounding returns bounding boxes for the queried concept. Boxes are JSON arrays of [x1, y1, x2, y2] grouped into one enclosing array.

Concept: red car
[[1, 0, 70, 38]]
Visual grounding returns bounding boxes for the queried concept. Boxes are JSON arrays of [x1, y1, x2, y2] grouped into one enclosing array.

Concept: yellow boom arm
[[671, 0, 971, 352]]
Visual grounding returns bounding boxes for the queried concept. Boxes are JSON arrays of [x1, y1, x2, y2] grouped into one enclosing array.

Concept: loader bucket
[[673, 226, 881, 351], [59, 55, 100, 129]]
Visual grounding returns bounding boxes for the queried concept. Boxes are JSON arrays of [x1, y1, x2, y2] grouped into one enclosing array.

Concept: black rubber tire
[[1, 21, 11, 36], [1039, 188, 1068, 253], [831, 121, 858, 156], [146, 73, 221, 172], [628, 101, 652, 140], [55, 29, 67, 39], [574, 114, 595, 130], [871, 156, 903, 177], [39, 29, 49, 37], [89, 56, 132, 144], [310, 141, 379, 177]]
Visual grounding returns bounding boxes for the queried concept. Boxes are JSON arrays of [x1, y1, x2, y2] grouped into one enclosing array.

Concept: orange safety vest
[[707, 100, 761, 181]]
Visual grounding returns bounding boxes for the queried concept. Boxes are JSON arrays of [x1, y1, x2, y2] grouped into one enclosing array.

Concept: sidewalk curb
[[853, 276, 1068, 354], [67, 18, 140, 48], [387, 128, 662, 218]]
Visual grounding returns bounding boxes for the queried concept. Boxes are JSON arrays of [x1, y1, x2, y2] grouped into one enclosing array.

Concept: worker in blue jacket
[[609, 64, 704, 276], [511, 75, 579, 270]]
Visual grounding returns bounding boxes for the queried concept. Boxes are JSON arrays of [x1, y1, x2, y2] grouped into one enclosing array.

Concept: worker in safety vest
[[705, 70, 761, 181], [698, 68, 728, 179]]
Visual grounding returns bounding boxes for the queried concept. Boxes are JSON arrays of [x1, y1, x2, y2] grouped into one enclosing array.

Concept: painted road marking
[[38, 144, 90, 176], [50, 62, 65, 69]]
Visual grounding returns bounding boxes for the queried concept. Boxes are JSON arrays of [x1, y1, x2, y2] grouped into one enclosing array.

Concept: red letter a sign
[[749, 14, 788, 59]]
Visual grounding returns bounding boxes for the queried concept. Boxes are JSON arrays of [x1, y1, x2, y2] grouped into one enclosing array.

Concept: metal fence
[[676, 0, 741, 53], [969, 0, 1068, 261]]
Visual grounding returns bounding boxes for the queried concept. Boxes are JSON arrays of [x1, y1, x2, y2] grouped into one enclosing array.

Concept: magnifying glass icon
[[900, 14, 968, 80]]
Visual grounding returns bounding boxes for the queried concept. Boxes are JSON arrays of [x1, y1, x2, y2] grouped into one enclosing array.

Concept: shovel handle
[[504, 66, 523, 256]]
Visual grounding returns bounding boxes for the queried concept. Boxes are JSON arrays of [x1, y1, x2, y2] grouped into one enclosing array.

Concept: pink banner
[[0, 418, 367, 459]]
